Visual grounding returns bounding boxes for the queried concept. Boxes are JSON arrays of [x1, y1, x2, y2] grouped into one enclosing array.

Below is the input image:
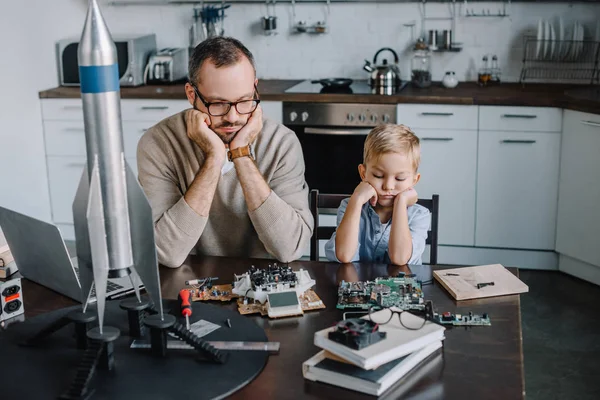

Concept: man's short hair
[[363, 124, 421, 172], [188, 37, 256, 84]]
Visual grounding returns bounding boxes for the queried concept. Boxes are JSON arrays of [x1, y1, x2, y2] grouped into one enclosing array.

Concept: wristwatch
[[227, 144, 255, 162]]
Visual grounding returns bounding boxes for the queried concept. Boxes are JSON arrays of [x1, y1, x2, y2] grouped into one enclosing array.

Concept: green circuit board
[[336, 274, 425, 311], [431, 310, 491, 326]]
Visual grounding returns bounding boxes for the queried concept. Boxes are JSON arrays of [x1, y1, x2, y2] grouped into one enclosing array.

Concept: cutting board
[[433, 264, 528, 301]]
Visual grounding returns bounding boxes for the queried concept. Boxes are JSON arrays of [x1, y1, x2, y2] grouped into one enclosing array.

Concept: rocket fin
[[73, 165, 95, 309], [125, 160, 164, 317], [87, 161, 110, 333]]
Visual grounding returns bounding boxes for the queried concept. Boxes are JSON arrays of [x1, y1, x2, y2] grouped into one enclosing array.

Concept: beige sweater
[[137, 111, 314, 268]]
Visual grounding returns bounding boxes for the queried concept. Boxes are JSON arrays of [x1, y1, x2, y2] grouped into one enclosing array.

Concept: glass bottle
[[478, 55, 491, 87], [490, 55, 501, 84], [411, 38, 432, 88]]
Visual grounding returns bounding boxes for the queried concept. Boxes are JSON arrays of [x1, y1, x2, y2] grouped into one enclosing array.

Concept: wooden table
[[11, 256, 525, 399]]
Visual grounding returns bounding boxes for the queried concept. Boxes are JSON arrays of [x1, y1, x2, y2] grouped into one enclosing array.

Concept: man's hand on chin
[[229, 105, 263, 150]]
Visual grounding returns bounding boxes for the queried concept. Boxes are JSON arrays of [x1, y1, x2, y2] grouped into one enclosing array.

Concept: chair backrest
[[309, 189, 439, 264]]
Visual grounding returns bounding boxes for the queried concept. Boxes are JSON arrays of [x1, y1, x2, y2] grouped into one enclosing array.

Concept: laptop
[[0, 206, 141, 302]]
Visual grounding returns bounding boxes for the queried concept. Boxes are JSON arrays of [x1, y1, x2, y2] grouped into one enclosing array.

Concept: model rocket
[[73, 0, 164, 336]]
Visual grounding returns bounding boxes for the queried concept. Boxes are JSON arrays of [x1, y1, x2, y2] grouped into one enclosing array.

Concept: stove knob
[[370, 114, 378, 123], [358, 114, 366, 122], [382, 114, 390, 123], [347, 113, 355, 122], [289, 111, 298, 122], [301, 111, 309, 122]]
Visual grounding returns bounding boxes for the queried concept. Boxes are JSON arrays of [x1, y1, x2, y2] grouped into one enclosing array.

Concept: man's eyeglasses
[[191, 83, 261, 117], [368, 306, 428, 330]]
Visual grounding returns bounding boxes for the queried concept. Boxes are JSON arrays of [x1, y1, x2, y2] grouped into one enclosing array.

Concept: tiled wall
[[96, 1, 600, 82]]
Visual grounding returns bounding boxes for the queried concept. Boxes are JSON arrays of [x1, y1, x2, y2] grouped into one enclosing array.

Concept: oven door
[[292, 126, 373, 195]]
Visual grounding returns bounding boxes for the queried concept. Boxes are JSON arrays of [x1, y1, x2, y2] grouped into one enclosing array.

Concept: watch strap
[[228, 145, 253, 162]]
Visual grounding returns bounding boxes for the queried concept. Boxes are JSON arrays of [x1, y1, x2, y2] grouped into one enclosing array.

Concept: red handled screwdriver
[[178, 289, 192, 330]]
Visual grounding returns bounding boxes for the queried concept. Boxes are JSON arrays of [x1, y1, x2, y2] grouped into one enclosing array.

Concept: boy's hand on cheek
[[352, 181, 378, 207], [396, 187, 418, 208]]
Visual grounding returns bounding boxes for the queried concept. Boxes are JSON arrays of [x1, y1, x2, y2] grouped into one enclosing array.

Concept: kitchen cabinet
[[398, 105, 478, 247], [475, 129, 561, 250], [556, 110, 600, 271], [416, 129, 477, 246]]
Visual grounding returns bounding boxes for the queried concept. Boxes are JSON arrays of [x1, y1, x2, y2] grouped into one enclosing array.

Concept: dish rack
[[519, 36, 600, 85]]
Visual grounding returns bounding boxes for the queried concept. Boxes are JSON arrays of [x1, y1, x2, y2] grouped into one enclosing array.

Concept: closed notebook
[[303, 341, 442, 396], [314, 308, 445, 370]]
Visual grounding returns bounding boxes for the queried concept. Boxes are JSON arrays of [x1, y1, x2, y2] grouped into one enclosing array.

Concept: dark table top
[[9, 256, 524, 399]]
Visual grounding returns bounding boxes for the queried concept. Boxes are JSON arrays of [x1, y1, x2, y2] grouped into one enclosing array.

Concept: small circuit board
[[237, 289, 326, 317], [189, 284, 238, 302], [337, 273, 425, 311], [431, 310, 491, 326]]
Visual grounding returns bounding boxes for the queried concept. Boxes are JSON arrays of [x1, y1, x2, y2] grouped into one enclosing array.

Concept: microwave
[[56, 34, 157, 87]]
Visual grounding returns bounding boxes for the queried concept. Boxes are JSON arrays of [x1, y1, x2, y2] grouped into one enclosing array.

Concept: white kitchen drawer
[[397, 104, 478, 130], [41, 99, 84, 121], [44, 121, 151, 159], [121, 99, 190, 122], [479, 106, 562, 132], [47, 156, 139, 225]]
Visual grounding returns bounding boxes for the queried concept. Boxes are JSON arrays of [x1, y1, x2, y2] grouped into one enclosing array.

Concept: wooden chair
[[309, 189, 439, 265]]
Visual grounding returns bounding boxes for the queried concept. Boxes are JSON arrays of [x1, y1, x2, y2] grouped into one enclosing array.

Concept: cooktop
[[284, 79, 408, 95]]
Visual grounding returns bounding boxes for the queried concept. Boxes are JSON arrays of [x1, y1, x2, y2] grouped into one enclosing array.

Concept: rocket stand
[[21, 309, 97, 350], [143, 314, 176, 357], [143, 313, 229, 364], [58, 327, 120, 400], [119, 298, 150, 339]]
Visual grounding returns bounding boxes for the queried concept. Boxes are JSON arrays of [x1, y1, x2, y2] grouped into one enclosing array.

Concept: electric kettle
[[363, 48, 402, 91]]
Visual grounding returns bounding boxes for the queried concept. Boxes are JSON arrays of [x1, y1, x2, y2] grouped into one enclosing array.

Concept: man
[[137, 37, 313, 268]]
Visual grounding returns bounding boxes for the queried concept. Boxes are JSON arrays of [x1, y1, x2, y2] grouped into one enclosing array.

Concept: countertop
[[39, 80, 600, 114]]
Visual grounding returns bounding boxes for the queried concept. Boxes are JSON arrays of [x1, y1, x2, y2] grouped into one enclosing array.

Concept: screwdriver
[[178, 289, 192, 330]]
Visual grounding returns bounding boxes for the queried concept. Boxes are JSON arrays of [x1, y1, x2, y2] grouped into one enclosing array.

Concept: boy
[[324, 124, 430, 265]]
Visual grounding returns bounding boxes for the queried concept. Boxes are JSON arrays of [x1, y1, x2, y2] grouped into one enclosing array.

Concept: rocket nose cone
[[79, 0, 117, 67]]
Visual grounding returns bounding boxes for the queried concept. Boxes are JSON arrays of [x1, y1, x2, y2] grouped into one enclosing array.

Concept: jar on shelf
[[411, 38, 432, 88], [478, 55, 491, 87]]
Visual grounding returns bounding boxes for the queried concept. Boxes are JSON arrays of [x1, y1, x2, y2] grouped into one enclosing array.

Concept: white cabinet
[[398, 105, 478, 247], [556, 110, 600, 268], [417, 129, 477, 246], [46, 156, 87, 225], [475, 130, 561, 250]]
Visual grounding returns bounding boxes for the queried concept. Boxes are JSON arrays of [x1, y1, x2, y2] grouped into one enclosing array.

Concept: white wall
[[0, 1, 599, 219]]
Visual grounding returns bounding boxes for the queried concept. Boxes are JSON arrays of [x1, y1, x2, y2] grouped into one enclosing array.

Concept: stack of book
[[303, 308, 446, 396], [0, 230, 18, 279]]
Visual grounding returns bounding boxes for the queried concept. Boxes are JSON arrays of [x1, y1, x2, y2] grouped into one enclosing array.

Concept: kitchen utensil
[[363, 47, 402, 90], [311, 78, 353, 89], [442, 30, 452, 49], [262, 0, 277, 35], [441, 71, 458, 88], [146, 48, 189, 84], [428, 30, 438, 50]]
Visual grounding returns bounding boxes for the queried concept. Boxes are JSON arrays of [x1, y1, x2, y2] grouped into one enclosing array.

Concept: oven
[[283, 102, 398, 195]]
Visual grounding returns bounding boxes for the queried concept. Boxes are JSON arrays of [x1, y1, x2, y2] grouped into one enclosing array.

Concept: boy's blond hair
[[363, 124, 421, 171]]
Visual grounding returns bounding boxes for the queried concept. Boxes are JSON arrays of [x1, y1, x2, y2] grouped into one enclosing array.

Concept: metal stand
[[519, 36, 600, 85]]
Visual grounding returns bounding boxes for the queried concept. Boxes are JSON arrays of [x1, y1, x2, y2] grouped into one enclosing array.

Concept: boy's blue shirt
[[324, 198, 431, 265]]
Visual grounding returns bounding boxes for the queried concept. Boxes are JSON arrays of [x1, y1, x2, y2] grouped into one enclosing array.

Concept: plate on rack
[[543, 19, 550, 60], [536, 19, 544, 60], [558, 17, 566, 60], [549, 20, 556, 60]]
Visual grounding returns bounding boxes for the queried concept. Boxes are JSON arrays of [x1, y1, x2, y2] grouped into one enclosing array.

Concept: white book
[[314, 308, 445, 370], [303, 341, 443, 396]]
